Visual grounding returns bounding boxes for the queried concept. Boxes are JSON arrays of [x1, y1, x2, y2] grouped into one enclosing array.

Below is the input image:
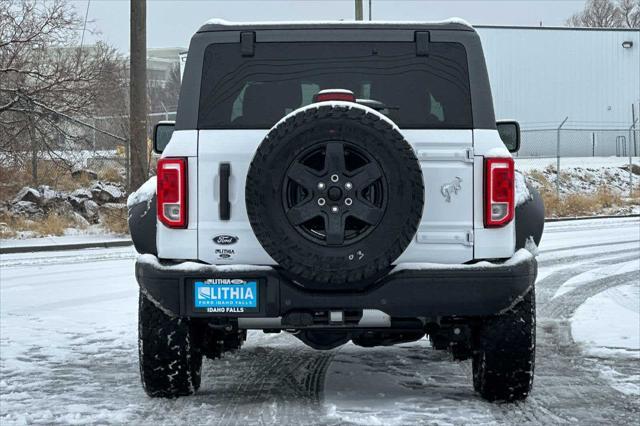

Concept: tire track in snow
[[207, 338, 337, 426], [535, 253, 640, 305], [538, 247, 639, 269], [541, 270, 639, 319], [538, 238, 639, 255]]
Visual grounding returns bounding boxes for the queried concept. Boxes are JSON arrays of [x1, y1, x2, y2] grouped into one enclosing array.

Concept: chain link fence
[[514, 127, 639, 198], [87, 112, 177, 186]]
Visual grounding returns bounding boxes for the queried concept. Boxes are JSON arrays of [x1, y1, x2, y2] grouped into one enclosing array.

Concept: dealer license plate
[[194, 279, 258, 309]]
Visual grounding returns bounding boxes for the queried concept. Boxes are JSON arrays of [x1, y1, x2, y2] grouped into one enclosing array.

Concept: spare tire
[[246, 103, 424, 289]]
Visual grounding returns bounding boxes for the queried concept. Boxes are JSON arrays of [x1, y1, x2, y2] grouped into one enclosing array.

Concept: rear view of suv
[[129, 19, 544, 402]]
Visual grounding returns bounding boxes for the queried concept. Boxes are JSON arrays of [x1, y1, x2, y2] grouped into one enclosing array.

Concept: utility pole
[[355, 0, 363, 21], [129, 0, 148, 191], [369, 0, 372, 20]]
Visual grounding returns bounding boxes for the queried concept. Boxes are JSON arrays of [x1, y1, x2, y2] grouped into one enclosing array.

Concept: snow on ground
[[553, 259, 639, 299], [572, 283, 639, 356], [515, 156, 639, 172], [571, 284, 640, 396], [1, 217, 639, 425], [0, 233, 130, 250], [515, 156, 640, 204]]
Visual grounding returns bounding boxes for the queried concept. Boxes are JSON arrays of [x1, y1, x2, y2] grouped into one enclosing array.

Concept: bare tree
[[0, 0, 125, 185], [148, 63, 181, 114], [567, 0, 640, 28], [619, 0, 640, 27]]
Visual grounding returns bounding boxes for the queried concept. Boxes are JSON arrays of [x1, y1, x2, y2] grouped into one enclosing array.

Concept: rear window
[[198, 41, 472, 129]]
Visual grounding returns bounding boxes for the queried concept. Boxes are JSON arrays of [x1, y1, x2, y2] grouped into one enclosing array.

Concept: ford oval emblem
[[213, 235, 239, 245]]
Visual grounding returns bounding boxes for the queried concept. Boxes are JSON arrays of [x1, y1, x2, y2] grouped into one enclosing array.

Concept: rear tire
[[472, 287, 536, 402], [138, 291, 203, 398]]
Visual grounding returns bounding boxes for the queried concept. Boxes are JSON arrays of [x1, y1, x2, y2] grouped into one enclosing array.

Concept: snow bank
[[126, 176, 156, 208], [0, 234, 130, 250]]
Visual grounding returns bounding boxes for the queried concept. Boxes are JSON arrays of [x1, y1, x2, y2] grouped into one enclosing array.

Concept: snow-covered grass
[[515, 156, 640, 217], [0, 211, 81, 239], [515, 156, 639, 172]]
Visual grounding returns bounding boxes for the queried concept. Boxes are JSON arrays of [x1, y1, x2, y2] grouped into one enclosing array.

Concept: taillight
[[484, 157, 514, 227], [157, 157, 187, 228], [313, 89, 356, 103]]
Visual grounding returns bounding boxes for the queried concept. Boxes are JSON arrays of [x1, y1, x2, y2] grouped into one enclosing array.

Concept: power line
[[79, 0, 91, 50]]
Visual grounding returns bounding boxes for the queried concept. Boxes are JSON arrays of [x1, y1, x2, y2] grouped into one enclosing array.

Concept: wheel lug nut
[[318, 198, 326, 206], [345, 198, 353, 206], [330, 174, 339, 183], [331, 206, 339, 213], [345, 182, 353, 190], [317, 182, 326, 190]]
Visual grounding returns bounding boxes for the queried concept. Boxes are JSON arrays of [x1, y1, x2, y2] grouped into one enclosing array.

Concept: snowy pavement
[[1, 217, 639, 425]]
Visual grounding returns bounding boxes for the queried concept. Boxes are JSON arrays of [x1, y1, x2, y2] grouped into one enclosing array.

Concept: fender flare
[[515, 181, 545, 250], [128, 194, 157, 255]]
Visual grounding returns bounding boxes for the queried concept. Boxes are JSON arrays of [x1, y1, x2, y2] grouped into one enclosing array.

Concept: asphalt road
[[1, 217, 638, 425]]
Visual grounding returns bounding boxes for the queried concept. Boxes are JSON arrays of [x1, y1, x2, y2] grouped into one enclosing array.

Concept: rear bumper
[[135, 250, 537, 321]]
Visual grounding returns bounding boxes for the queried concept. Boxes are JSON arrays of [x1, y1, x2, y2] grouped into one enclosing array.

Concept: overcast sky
[[72, 0, 587, 53]]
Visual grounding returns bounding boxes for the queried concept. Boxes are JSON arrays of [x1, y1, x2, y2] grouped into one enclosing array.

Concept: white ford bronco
[[128, 19, 545, 402]]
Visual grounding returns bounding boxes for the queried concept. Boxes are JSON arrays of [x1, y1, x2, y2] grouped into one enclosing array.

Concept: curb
[[1, 214, 638, 254], [544, 214, 640, 222], [0, 239, 133, 254]]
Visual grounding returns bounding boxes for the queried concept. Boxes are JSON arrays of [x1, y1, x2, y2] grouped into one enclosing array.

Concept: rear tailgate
[[197, 129, 276, 265], [197, 128, 475, 265], [395, 130, 474, 264]]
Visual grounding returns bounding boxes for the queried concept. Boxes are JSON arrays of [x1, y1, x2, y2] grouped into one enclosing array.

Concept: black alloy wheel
[[283, 141, 387, 246]]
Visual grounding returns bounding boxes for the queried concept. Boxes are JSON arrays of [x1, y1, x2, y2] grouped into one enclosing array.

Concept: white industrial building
[[477, 26, 640, 157]]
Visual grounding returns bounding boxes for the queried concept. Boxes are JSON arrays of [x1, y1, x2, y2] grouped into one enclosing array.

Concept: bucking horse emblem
[[440, 177, 462, 202]]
